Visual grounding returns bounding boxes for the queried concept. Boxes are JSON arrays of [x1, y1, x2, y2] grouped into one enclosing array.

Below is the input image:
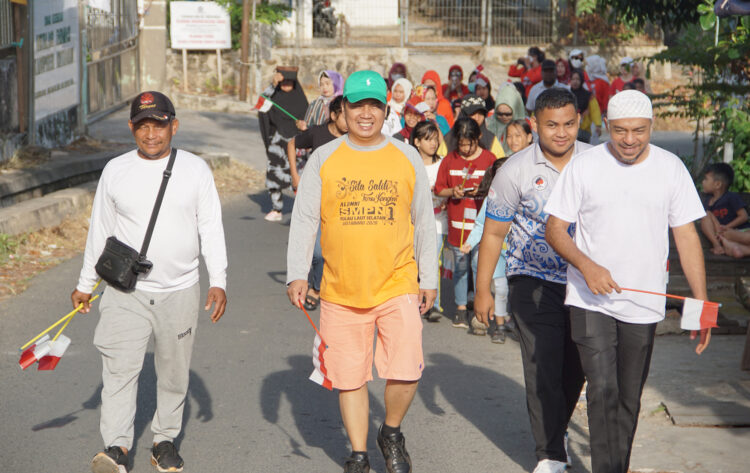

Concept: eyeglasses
[[496, 112, 513, 117]]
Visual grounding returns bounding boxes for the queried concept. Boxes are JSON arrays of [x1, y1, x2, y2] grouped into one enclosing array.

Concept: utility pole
[[239, 0, 250, 101]]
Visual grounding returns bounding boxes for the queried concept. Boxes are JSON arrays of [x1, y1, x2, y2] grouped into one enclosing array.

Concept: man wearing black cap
[[71, 91, 228, 473], [526, 59, 569, 114]]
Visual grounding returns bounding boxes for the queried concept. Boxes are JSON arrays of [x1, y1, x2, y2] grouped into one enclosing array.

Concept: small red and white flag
[[38, 335, 71, 371], [441, 244, 454, 280], [254, 95, 273, 113], [19, 334, 52, 370], [309, 334, 333, 391], [681, 298, 720, 331]]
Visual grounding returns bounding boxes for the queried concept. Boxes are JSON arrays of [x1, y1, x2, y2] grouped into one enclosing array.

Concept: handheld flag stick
[[20, 280, 102, 351], [299, 303, 327, 348], [257, 95, 299, 121], [621, 288, 721, 307], [52, 293, 101, 341]]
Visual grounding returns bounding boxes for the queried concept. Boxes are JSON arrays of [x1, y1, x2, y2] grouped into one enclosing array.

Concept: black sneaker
[[343, 452, 370, 473], [151, 441, 184, 472], [491, 327, 506, 344], [377, 425, 412, 473], [425, 308, 442, 323], [91, 446, 128, 473], [452, 309, 468, 328]]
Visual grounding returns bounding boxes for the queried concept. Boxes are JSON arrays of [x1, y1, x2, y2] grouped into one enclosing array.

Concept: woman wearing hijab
[[569, 69, 602, 144], [382, 77, 412, 136], [474, 73, 495, 113], [443, 65, 470, 102], [258, 66, 309, 222], [388, 77, 413, 116], [486, 84, 526, 155], [556, 58, 571, 85], [584, 55, 611, 114], [387, 62, 407, 89], [422, 70, 456, 127], [302, 70, 343, 128]]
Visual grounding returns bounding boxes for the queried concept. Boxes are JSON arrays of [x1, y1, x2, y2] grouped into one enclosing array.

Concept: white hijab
[[388, 78, 413, 115], [585, 55, 610, 83]]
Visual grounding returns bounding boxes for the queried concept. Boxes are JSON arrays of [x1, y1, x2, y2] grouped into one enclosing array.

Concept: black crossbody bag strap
[[139, 147, 177, 259]]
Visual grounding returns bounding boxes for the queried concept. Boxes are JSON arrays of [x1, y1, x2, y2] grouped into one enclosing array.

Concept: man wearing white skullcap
[[543, 90, 711, 473]]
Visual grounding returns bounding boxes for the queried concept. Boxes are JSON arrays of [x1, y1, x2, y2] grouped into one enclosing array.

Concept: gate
[[404, 0, 555, 47], [84, 1, 139, 122]]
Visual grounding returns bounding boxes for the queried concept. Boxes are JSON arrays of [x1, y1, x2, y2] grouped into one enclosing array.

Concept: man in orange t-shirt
[[287, 70, 437, 473]]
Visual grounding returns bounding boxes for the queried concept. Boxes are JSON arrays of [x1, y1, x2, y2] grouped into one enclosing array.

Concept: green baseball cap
[[343, 70, 387, 104]]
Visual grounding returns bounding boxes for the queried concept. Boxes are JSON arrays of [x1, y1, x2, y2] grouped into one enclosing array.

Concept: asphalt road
[[2, 110, 748, 472]]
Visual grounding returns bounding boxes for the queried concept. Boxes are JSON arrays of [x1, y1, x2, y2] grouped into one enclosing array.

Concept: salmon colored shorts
[[318, 293, 424, 390]]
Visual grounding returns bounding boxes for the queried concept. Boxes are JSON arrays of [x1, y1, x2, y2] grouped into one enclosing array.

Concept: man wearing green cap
[[286, 70, 438, 473]]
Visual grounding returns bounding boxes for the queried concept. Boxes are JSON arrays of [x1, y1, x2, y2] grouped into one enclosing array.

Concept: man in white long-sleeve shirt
[[71, 91, 227, 473]]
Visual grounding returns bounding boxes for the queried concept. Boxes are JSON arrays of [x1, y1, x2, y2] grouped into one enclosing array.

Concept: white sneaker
[[264, 210, 283, 222], [564, 431, 572, 466], [533, 459, 568, 473]]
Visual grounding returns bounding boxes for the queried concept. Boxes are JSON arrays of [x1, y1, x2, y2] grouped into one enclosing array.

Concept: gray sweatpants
[[93, 283, 200, 450]]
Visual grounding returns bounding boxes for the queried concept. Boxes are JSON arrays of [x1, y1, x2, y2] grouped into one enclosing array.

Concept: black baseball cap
[[460, 94, 487, 116], [130, 91, 176, 124]]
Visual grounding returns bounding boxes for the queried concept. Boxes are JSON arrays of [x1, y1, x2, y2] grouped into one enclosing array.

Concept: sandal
[[303, 295, 320, 311]]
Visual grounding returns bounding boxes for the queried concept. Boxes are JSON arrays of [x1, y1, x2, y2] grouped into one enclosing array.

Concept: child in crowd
[[422, 70, 456, 127], [300, 70, 343, 129], [394, 101, 427, 142], [383, 78, 412, 136], [700, 162, 750, 255], [287, 96, 348, 310], [461, 158, 518, 343], [434, 118, 496, 331], [258, 66, 308, 222], [411, 121, 447, 320], [505, 119, 533, 155], [420, 85, 451, 135]]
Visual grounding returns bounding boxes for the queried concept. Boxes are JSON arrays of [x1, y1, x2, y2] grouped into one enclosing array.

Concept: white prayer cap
[[569, 49, 584, 58], [620, 56, 634, 66], [607, 90, 653, 121]]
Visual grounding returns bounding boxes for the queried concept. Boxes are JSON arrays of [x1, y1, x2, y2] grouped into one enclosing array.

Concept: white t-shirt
[[424, 158, 448, 235], [382, 109, 403, 137], [544, 143, 705, 323], [77, 149, 228, 293]]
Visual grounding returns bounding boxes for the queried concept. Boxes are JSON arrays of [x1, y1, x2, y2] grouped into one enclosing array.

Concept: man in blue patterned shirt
[[475, 88, 591, 473]]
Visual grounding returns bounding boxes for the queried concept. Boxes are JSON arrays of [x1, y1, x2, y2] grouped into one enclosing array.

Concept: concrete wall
[[166, 49, 241, 96]]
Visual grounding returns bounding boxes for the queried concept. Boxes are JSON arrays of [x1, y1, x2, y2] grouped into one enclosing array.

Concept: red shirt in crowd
[[508, 64, 542, 97], [433, 149, 496, 247]]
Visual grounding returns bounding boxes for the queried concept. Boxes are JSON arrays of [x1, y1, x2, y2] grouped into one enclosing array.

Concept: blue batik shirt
[[486, 141, 592, 283]]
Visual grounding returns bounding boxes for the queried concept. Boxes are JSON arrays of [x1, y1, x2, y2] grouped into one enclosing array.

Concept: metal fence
[[84, 0, 139, 120], [404, 0, 554, 46]]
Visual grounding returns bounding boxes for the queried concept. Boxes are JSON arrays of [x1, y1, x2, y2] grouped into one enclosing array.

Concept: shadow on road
[[260, 355, 386, 465], [31, 353, 213, 463], [419, 353, 535, 471]]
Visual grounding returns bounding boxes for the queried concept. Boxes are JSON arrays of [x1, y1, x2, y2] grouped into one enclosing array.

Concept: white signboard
[[33, 0, 80, 120], [170, 1, 231, 50]]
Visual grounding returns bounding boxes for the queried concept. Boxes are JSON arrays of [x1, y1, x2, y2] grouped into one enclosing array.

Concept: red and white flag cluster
[[681, 298, 719, 331], [309, 334, 333, 391], [19, 334, 71, 371]]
